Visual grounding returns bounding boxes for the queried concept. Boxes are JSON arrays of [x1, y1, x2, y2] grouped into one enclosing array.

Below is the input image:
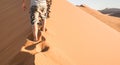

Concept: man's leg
[[41, 7, 47, 32], [32, 11, 39, 42], [42, 17, 46, 32], [20, 6, 42, 54]]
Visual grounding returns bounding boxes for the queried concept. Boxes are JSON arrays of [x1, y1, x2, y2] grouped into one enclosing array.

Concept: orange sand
[[0, 0, 120, 65]]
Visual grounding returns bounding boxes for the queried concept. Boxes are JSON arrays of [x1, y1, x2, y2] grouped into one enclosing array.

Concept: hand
[[22, 3, 27, 11]]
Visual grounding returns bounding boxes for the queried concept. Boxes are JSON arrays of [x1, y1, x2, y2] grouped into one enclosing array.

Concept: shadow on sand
[[9, 52, 35, 65], [9, 33, 49, 65]]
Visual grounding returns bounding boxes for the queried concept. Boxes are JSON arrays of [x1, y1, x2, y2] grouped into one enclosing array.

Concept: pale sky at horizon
[[68, 0, 120, 10]]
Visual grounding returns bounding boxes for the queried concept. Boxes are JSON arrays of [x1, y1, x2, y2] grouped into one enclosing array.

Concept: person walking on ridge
[[22, 0, 47, 42], [20, 0, 48, 55]]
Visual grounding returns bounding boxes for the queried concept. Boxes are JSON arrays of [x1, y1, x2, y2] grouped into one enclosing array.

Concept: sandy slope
[[0, 0, 31, 65], [1, 0, 120, 65], [45, 0, 120, 65], [78, 5, 120, 32]]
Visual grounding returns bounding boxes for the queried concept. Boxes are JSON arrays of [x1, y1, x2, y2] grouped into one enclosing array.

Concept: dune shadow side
[[9, 35, 35, 65], [9, 52, 35, 65]]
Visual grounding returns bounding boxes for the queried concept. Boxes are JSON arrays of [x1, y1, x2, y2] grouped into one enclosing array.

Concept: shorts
[[30, 4, 47, 25]]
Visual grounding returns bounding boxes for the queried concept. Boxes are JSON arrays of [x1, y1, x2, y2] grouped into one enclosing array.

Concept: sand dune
[[100, 8, 120, 17], [0, 0, 31, 65], [1, 0, 120, 65], [78, 5, 120, 32]]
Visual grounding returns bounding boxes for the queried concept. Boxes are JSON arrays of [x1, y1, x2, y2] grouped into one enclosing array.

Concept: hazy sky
[[68, 0, 120, 10]]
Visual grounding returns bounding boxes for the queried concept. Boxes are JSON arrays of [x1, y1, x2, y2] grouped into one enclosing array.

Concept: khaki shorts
[[30, 4, 47, 25]]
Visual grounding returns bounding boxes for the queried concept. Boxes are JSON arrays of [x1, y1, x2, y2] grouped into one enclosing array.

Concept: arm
[[22, 0, 27, 11]]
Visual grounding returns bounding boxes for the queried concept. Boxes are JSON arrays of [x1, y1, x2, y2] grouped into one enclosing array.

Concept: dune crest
[[78, 5, 120, 32]]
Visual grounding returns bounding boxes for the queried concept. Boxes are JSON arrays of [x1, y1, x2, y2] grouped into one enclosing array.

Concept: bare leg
[[20, 13, 40, 54], [32, 22, 38, 41], [32, 11, 39, 42], [41, 6, 47, 32], [42, 18, 46, 32]]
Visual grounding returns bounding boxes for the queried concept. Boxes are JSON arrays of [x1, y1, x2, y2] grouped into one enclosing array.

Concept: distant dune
[[77, 5, 120, 32], [99, 8, 120, 17], [1, 0, 120, 65]]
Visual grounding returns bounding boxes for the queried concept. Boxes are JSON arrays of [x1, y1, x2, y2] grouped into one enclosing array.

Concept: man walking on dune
[[21, 0, 48, 54], [22, 0, 47, 42]]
